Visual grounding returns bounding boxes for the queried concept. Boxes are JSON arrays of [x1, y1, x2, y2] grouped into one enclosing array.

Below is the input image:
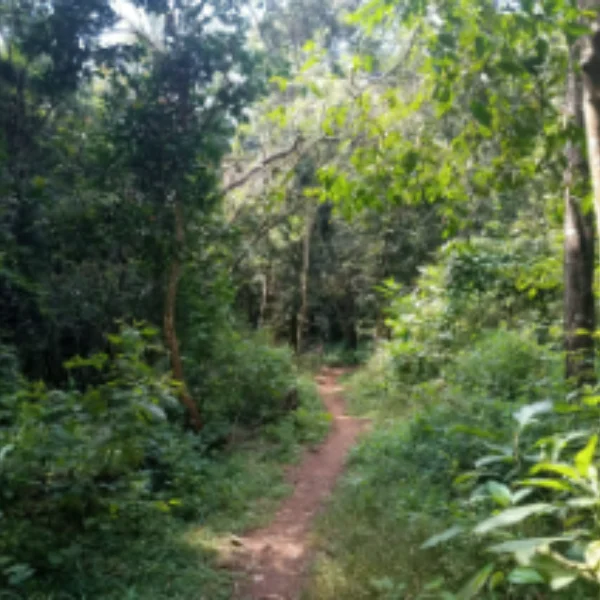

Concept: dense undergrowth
[[305, 237, 600, 600], [0, 326, 329, 598]]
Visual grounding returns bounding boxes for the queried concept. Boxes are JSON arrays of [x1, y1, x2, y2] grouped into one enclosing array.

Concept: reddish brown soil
[[231, 367, 370, 600]]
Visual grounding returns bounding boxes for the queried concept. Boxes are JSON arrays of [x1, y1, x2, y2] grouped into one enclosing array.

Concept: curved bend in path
[[232, 366, 370, 600]]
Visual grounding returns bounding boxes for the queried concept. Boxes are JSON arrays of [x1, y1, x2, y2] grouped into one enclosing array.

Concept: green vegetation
[[0, 325, 328, 597], [7, 0, 600, 597], [304, 243, 596, 599]]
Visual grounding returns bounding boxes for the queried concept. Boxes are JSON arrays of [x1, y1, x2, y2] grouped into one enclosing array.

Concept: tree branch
[[222, 136, 303, 193]]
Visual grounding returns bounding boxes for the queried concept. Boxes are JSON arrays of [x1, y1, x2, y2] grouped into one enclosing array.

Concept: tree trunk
[[296, 204, 315, 353], [259, 271, 269, 327], [564, 46, 596, 385], [582, 26, 600, 241], [164, 198, 202, 430], [343, 294, 358, 350]]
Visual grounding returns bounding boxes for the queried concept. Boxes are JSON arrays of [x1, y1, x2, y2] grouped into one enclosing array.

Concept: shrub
[[0, 324, 329, 596], [448, 329, 560, 401], [424, 396, 600, 598], [190, 328, 298, 428], [0, 327, 186, 591]]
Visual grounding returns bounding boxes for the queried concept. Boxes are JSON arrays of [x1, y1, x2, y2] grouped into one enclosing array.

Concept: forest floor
[[229, 366, 370, 600]]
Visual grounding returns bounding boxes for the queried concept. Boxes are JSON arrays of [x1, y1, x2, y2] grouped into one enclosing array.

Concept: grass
[[302, 413, 489, 600]]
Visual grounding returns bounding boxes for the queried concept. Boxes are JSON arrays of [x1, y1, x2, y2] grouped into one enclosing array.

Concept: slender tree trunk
[[582, 26, 600, 241], [296, 204, 315, 353], [164, 198, 202, 430], [564, 47, 596, 385], [259, 271, 268, 327], [343, 294, 358, 350]]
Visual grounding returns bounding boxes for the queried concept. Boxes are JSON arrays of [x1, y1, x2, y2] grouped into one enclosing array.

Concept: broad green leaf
[[421, 525, 464, 549], [470, 101, 492, 128], [583, 395, 600, 406], [488, 570, 504, 590], [575, 435, 597, 477], [567, 497, 598, 508], [563, 22, 592, 37], [518, 478, 575, 492], [513, 400, 553, 428], [488, 537, 574, 563], [474, 36, 486, 59], [507, 567, 545, 585], [474, 503, 555, 535], [529, 556, 578, 590], [487, 481, 512, 507], [456, 563, 495, 600], [585, 541, 600, 569], [511, 488, 534, 504], [530, 462, 581, 481], [475, 454, 512, 468], [549, 571, 577, 590]]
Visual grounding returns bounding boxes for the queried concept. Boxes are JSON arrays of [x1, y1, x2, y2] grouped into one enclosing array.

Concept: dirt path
[[231, 367, 370, 600]]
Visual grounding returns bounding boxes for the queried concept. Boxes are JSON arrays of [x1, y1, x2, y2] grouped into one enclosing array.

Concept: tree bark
[[296, 204, 315, 353], [164, 198, 202, 430], [565, 46, 596, 385], [259, 271, 269, 327], [582, 25, 600, 241]]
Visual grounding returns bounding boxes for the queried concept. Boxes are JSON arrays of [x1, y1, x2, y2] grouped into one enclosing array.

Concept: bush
[[448, 329, 560, 401], [0, 323, 331, 596], [190, 328, 298, 428], [423, 394, 600, 599], [0, 327, 187, 590]]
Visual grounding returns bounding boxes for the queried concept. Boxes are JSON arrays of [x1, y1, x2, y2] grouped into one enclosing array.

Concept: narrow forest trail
[[230, 366, 370, 600]]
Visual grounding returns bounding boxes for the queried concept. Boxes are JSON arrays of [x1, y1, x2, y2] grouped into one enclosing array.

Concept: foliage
[[191, 328, 297, 427], [424, 392, 600, 597], [4, 0, 600, 596], [0, 326, 177, 590], [0, 325, 328, 595], [305, 394, 514, 599], [449, 329, 560, 402], [306, 214, 573, 598]]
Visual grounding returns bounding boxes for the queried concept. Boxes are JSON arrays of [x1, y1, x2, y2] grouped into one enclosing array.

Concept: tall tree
[[565, 46, 596, 384], [106, 0, 263, 428]]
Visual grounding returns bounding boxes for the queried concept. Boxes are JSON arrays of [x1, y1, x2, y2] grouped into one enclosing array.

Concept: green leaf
[[507, 567, 545, 585], [474, 36, 486, 59], [530, 462, 582, 481], [518, 478, 575, 492], [475, 454, 512, 468], [567, 497, 598, 508], [563, 22, 592, 37], [488, 537, 574, 563], [474, 503, 555, 535], [513, 400, 553, 428], [487, 481, 512, 507], [470, 101, 492, 128], [421, 525, 464, 549], [456, 563, 495, 600], [511, 488, 534, 504], [549, 571, 577, 590], [529, 556, 578, 590], [488, 570, 504, 590], [585, 541, 600, 569], [575, 435, 597, 476]]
